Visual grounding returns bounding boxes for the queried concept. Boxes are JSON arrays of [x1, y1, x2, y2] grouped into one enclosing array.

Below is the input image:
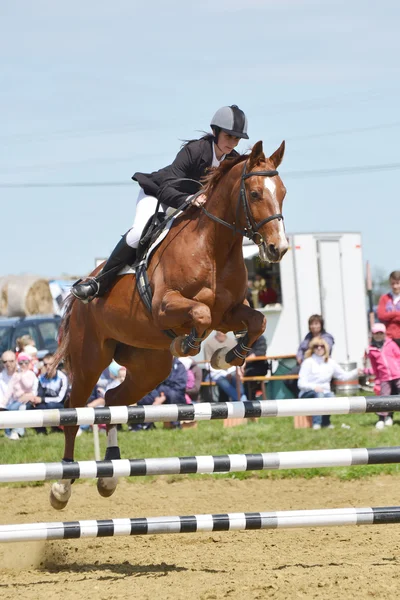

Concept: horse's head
[[239, 140, 288, 263]]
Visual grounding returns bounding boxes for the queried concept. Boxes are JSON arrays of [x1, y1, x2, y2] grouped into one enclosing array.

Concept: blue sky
[[1, 0, 399, 279]]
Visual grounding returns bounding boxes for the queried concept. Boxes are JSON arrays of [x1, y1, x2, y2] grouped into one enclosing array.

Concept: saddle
[[133, 193, 198, 339]]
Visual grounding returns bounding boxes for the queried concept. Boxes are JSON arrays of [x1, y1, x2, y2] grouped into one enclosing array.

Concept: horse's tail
[[51, 294, 76, 381]]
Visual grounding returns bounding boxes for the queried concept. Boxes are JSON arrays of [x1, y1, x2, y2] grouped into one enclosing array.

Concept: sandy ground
[[1, 476, 400, 599]]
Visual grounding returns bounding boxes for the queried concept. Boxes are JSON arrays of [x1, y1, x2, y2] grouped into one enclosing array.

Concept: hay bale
[[0, 276, 10, 316], [6, 275, 53, 317]]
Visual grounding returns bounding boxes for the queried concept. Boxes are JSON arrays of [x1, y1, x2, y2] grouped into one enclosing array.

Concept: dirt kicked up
[[1, 476, 400, 600]]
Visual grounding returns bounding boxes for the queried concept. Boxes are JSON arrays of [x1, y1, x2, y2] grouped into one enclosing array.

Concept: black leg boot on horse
[[71, 233, 136, 303]]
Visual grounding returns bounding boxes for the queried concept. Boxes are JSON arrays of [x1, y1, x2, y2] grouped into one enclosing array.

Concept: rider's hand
[[191, 193, 207, 207]]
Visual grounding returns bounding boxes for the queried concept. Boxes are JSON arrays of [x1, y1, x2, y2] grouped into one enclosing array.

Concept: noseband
[[201, 160, 283, 245]]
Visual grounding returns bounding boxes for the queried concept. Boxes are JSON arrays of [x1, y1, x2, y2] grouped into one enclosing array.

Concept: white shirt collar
[[212, 143, 225, 168]]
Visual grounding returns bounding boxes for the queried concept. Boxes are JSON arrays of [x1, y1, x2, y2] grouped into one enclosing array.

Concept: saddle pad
[[117, 214, 178, 276]]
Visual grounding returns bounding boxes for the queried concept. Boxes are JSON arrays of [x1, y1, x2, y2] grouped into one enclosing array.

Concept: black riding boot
[[71, 234, 136, 303]]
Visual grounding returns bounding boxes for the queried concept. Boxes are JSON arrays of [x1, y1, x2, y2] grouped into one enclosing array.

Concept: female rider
[[72, 104, 249, 303]]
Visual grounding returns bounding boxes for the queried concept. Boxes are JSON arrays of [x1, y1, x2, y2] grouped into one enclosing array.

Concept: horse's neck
[[199, 184, 243, 264]]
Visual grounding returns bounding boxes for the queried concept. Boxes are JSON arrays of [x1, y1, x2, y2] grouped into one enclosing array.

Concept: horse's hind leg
[[96, 346, 172, 498]]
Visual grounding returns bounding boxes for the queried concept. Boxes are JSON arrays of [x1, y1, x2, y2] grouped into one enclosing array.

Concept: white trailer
[[244, 232, 369, 365]]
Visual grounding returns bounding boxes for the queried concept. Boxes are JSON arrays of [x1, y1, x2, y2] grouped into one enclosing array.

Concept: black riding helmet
[[210, 105, 249, 140]]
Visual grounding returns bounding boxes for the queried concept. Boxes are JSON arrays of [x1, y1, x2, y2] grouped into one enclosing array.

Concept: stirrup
[[71, 278, 100, 303]]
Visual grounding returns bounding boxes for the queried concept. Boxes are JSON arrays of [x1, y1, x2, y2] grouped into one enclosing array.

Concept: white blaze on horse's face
[[263, 177, 288, 256]]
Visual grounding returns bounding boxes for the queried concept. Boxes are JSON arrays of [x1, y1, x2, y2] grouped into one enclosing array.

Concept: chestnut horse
[[50, 140, 288, 509]]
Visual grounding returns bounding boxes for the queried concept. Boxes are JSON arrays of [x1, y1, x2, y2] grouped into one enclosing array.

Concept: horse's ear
[[268, 141, 285, 168], [248, 141, 266, 170]]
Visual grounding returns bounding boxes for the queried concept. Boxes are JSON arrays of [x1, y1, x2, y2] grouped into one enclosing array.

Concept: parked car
[[0, 315, 61, 356]]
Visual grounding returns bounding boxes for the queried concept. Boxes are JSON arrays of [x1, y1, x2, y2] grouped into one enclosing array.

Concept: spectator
[[105, 363, 127, 392], [203, 331, 246, 402], [179, 357, 202, 403], [0, 351, 17, 410], [285, 314, 335, 400], [23, 344, 40, 374], [4, 352, 38, 440], [258, 276, 278, 306], [366, 323, 400, 429], [298, 337, 360, 430], [243, 335, 269, 400], [132, 358, 188, 430], [0, 351, 18, 441], [377, 271, 400, 347], [15, 335, 36, 356], [203, 331, 236, 363], [139, 358, 188, 407], [26, 353, 68, 434], [296, 315, 335, 364]]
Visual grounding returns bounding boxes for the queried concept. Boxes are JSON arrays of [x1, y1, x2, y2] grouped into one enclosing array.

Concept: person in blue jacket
[[138, 358, 188, 407]]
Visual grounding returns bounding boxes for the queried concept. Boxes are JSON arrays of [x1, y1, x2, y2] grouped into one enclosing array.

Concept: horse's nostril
[[268, 244, 279, 259]]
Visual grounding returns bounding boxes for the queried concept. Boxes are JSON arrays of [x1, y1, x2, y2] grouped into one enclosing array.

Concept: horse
[[50, 140, 288, 509]]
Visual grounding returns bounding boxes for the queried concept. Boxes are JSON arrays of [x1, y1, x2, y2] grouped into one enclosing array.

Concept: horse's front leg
[[155, 291, 212, 357], [211, 303, 266, 368]]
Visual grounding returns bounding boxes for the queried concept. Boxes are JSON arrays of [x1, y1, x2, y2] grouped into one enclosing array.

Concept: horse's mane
[[202, 153, 248, 196]]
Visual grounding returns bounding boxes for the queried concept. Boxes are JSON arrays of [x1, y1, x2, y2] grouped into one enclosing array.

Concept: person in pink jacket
[[367, 323, 400, 429], [4, 352, 38, 439]]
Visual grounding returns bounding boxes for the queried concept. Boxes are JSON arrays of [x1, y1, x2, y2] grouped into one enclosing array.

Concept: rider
[[71, 105, 249, 303]]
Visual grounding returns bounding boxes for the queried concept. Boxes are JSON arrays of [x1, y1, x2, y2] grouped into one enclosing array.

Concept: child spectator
[[4, 353, 38, 439], [15, 335, 37, 356], [179, 357, 202, 403], [366, 323, 400, 429], [298, 338, 360, 430], [377, 271, 400, 347]]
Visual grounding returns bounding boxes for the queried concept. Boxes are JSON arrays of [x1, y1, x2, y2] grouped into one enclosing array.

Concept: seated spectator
[[132, 358, 188, 430], [179, 357, 202, 403], [208, 364, 247, 402], [377, 270, 400, 347], [105, 361, 126, 392], [297, 315, 335, 364], [0, 351, 19, 439], [298, 338, 360, 430], [285, 314, 335, 400], [202, 331, 247, 402], [26, 353, 68, 434], [4, 353, 39, 440], [366, 323, 400, 429], [139, 358, 188, 407], [0, 351, 17, 409], [203, 331, 236, 363], [243, 335, 270, 400]]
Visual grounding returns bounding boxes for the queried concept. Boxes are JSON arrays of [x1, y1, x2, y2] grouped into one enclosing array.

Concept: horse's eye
[[250, 190, 259, 199]]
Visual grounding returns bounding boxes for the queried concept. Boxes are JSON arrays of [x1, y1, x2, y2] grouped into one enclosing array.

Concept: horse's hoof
[[50, 481, 72, 510], [170, 337, 184, 357], [50, 489, 70, 510], [210, 347, 231, 370], [97, 477, 118, 498]]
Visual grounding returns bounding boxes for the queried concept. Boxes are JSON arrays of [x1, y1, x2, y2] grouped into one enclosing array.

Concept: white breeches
[[126, 188, 164, 249]]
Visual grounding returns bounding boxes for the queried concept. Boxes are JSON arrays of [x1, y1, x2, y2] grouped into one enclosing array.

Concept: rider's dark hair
[[181, 128, 219, 148]]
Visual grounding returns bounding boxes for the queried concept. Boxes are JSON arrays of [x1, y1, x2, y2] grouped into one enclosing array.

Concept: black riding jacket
[[132, 137, 238, 209]]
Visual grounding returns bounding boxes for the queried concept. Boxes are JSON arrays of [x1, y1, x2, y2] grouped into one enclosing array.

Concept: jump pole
[[1, 396, 399, 429], [1, 447, 399, 483], [1, 506, 400, 543]]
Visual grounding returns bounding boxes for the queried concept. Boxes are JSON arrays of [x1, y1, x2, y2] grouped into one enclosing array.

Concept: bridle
[[201, 160, 283, 245]]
